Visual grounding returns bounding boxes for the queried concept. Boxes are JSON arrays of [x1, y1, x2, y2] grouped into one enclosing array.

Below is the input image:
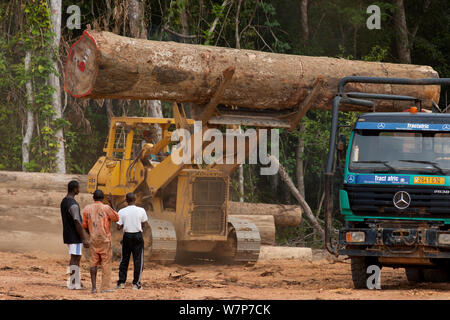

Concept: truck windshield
[[349, 130, 450, 174]]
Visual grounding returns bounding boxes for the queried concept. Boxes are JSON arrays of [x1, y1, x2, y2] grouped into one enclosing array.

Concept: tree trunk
[[64, 31, 440, 111], [177, 2, 193, 118], [394, 0, 411, 64], [129, 0, 145, 38], [106, 99, 114, 125], [238, 165, 244, 202], [129, 0, 163, 143], [233, 3, 244, 200], [50, 0, 66, 173], [180, 0, 190, 44], [144, 99, 163, 143], [300, 0, 309, 42], [269, 155, 324, 240], [22, 52, 34, 171], [296, 123, 305, 198], [228, 201, 302, 227], [233, 215, 275, 245], [235, 0, 243, 49]]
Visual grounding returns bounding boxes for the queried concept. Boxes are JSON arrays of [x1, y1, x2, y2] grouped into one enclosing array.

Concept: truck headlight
[[438, 233, 450, 245], [346, 231, 365, 243]]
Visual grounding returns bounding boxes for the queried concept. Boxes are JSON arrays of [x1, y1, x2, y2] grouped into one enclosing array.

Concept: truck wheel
[[405, 268, 424, 283], [350, 256, 378, 289]]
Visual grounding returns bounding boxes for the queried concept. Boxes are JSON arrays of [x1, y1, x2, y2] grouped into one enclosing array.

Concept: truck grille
[[344, 184, 450, 219], [191, 178, 226, 234]]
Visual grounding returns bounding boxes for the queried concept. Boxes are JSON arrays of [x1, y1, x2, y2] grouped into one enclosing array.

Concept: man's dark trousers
[[118, 232, 144, 286]]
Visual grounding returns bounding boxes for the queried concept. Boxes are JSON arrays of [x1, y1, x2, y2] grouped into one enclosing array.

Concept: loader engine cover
[[191, 177, 226, 234], [176, 169, 228, 240]]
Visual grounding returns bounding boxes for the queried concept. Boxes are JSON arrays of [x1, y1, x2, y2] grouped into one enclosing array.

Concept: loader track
[[147, 218, 177, 264], [228, 216, 261, 264]]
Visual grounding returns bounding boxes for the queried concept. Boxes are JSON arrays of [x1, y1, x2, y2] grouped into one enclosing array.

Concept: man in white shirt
[[115, 193, 148, 290]]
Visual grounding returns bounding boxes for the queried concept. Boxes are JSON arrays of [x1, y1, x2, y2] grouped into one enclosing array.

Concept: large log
[[233, 215, 275, 245], [258, 246, 312, 261], [65, 30, 440, 112], [228, 201, 301, 227]]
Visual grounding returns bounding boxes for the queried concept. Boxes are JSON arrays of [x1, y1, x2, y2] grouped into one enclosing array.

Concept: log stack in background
[[0, 171, 303, 250], [0, 172, 89, 254], [65, 31, 440, 112]]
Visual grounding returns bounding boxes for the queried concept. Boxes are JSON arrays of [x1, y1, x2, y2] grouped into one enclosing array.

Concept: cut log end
[[64, 31, 99, 98]]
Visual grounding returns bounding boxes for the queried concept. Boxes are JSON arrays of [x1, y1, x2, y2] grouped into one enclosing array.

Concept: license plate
[[413, 176, 445, 185]]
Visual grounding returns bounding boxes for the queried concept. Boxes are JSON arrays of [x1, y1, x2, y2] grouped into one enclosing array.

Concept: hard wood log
[[233, 215, 275, 245], [258, 246, 312, 261], [65, 30, 440, 112], [228, 201, 301, 227], [0, 171, 87, 192]]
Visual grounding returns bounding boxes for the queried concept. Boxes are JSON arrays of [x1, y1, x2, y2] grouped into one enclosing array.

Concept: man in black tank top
[[61, 180, 89, 289]]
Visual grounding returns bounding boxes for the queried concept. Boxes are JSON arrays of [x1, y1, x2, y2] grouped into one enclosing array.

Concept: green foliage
[[362, 45, 389, 61], [0, 0, 63, 172]]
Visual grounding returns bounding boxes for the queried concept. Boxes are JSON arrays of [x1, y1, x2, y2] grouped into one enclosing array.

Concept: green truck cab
[[324, 77, 450, 288]]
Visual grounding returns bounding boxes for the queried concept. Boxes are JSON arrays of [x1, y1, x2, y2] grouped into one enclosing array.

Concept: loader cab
[[86, 117, 194, 196]]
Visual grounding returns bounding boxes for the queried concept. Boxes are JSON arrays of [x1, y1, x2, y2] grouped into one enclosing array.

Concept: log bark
[[64, 30, 440, 112], [258, 246, 312, 261], [233, 215, 275, 245], [269, 155, 325, 240], [228, 201, 302, 227]]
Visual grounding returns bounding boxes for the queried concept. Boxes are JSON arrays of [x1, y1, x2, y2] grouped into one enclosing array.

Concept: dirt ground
[[0, 249, 450, 300], [0, 199, 449, 300]]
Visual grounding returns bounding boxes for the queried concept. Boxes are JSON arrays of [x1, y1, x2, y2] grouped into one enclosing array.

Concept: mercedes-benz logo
[[393, 191, 411, 210], [377, 123, 385, 129], [443, 124, 450, 130]]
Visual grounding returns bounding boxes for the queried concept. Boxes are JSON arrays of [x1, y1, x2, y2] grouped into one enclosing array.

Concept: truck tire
[[405, 268, 424, 283], [350, 256, 376, 289]]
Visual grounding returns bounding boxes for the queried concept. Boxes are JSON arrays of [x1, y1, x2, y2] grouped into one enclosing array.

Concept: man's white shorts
[[67, 243, 82, 256]]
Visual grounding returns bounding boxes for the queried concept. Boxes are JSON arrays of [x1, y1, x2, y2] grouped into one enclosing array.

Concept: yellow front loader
[[85, 66, 317, 264], [87, 103, 261, 263]]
